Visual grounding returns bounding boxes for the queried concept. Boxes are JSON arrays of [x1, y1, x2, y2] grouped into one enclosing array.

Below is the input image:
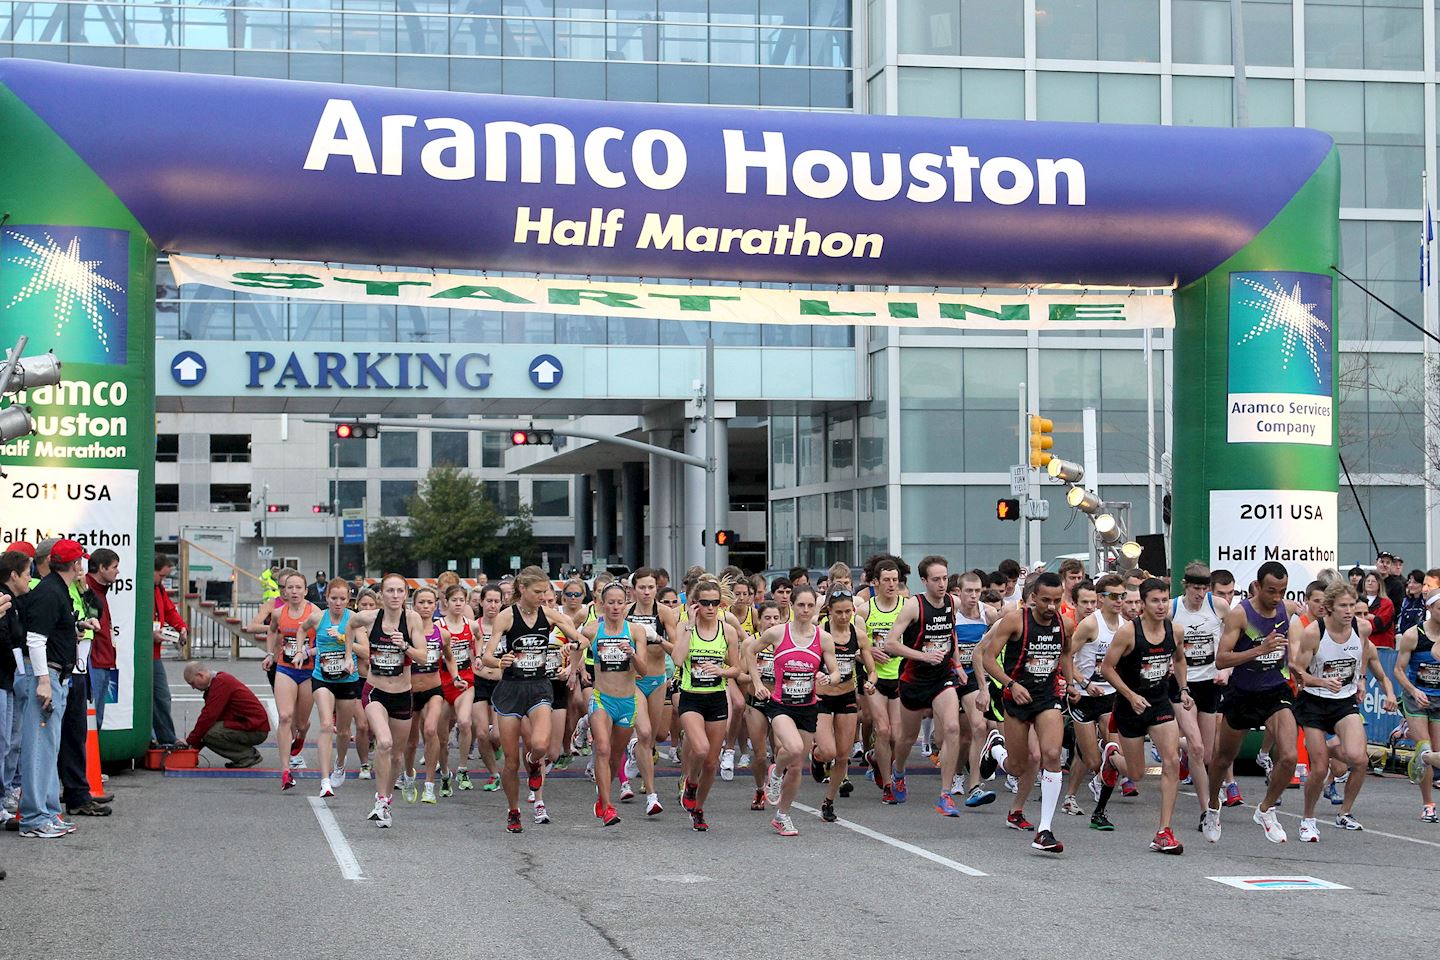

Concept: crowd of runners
[[245, 554, 1440, 855]]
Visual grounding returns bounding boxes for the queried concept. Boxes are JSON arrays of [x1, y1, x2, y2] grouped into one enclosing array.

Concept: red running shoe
[[506, 809, 523, 834], [1006, 809, 1034, 831], [526, 759, 544, 791], [1150, 827, 1183, 855], [1100, 742, 1120, 788]]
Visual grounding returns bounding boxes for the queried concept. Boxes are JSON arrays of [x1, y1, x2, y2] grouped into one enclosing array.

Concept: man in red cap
[[7, 542, 35, 559]]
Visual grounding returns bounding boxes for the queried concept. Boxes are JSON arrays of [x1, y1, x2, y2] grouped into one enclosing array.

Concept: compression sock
[[1037, 769, 1063, 833]]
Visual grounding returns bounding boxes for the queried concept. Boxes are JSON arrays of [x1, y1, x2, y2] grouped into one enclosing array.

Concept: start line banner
[[171, 256, 1174, 332]]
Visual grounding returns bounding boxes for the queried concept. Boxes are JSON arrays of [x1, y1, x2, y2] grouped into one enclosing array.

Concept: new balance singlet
[[1002, 609, 1066, 698], [867, 596, 903, 681], [1233, 598, 1291, 693], [1170, 594, 1222, 683], [1306, 618, 1361, 700], [899, 593, 956, 685]]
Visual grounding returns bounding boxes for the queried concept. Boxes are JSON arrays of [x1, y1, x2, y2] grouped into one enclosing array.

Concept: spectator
[[84, 549, 120, 731], [1380, 551, 1407, 611], [152, 556, 188, 748], [0, 550, 27, 835], [58, 547, 114, 819], [182, 662, 270, 768], [307, 571, 326, 607], [1397, 569, 1428, 636], [15, 537, 85, 838], [1347, 565, 1366, 592], [259, 566, 279, 603], [788, 566, 810, 589], [1, 542, 33, 822], [1362, 570, 1397, 649]]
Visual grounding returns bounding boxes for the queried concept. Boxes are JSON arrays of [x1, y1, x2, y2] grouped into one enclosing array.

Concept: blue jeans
[[90, 666, 116, 731], [0, 688, 12, 793], [3, 689, 19, 794], [151, 658, 177, 745], [17, 669, 69, 830]]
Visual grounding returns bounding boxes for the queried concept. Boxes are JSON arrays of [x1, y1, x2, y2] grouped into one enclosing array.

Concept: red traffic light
[[996, 498, 1020, 521], [511, 430, 529, 445], [335, 423, 354, 439], [714, 529, 737, 546]]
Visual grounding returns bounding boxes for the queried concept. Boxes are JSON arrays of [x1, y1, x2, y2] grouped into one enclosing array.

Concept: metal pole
[[331, 433, 340, 578], [705, 335, 717, 573], [1144, 327, 1157, 533], [1231, 0, 1249, 127], [1017, 381, 1026, 566], [0, 334, 28, 398]]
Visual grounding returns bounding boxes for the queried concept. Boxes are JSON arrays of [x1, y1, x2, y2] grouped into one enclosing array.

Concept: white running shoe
[[367, 795, 385, 822], [289, 754, 307, 770], [1060, 794, 1084, 816], [720, 749, 735, 781], [586, 756, 596, 782], [771, 812, 798, 837], [1256, 750, 1273, 775], [377, 799, 393, 828], [1201, 808, 1221, 843], [1253, 805, 1287, 843], [950, 774, 966, 796], [527, 789, 536, 803], [421, 782, 437, 804], [331, 765, 346, 787], [920, 740, 932, 758], [765, 763, 783, 805], [1334, 812, 1364, 831], [624, 739, 639, 781], [358, 763, 372, 780], [1005, 774, 1019, 794], [737, 753, 751, 770], [1298, 817, 1319, 842], [1089, 775, 1103, 803], [646, 793, 663, 816], [619, 779, 636, 802], [319, 777, 334, 798], [534, 801, 551, 824]]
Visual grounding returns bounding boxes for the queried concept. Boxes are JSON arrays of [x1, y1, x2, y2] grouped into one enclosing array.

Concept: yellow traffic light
[[1029, 414, 1054, 468]]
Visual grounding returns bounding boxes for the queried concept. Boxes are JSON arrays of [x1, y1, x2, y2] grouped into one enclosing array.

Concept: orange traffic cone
[[85, 706, 104, 798], [1290, 728, 1309, 787]]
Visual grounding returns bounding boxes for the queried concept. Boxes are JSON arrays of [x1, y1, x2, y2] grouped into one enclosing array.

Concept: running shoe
[[20, 822, 66, 839], [821, 799, 838, 822], [1178, 749, 1189, 783], [881, 785, 897, 805], [367, 795, 385, 822], [1099, 742, 1120, 788], [936, 793, 960, 817], [602, 805, 620, 827], [1005, 775, 1019, 794], [1148, 742, 1162, 766], [1089, 812, 1115, 831], [771, 812, 798, 836], [839, 778, 854, 798], [683, 779, 699, 812], [1298, 817, 1319, 842], [319, 777, 334, 798], [483, 773, 501, 792], [358, 762, 372, 780], [1422, 803, 1438, 823], [1201, 808, 1221, 843], [1031, 829, 1063, 852], [1149, 827, 1183, 855], [457, 769, 473, 791], [1323, 780, 1342, 805], [1295, 762, 1308, 785], [440, 772, 453, 798], [52, 815, 76, 834], [950, 774, 966, 797], [1252, 805, 1287, 843], [534, 801, 550, 824], [720, 749, 735, 782], [920, 738, 932, 758], [764, 764, 782, 806], [506, 809, 523, 833], [586, 756, 596, 782], [288, 754, 307, 770], [865, 749, 882, 786], [332, 766, 347, 787], [376, 798, 393, 828], [528, 790, 536, 803], [893, 775, 908, 804], [751, 789, 766, 811], [422, 781, 437, 804], [555, 753, 571, 771], [281, 770, 295, 792], [1408, 741, 1433, 785], [1088, 775, 1103, 803], [526, 758, 544, 791], [1121, 778, 1139, 798], [965, 786, 996, 808], [646, 793, 663, 816], [691, 807, 709, 832], [811, 754, 827, 783], [1006, 809, 1033, 831], [1221, 781, 1244, 808], [737, 752, 751, 770], [624, 739, 639, 781], [1334, 813, 1363, 831], [619, 779, 636, 803], [1256, 750, 1273, 776], [402, 775, 418, 804], [979, 730, 1004, 780], [1060, 795, 1084, 816]]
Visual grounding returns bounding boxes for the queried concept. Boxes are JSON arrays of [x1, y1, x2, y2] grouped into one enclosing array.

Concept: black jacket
[[0, 584, 19, 692], [18, 571, 77, 677]]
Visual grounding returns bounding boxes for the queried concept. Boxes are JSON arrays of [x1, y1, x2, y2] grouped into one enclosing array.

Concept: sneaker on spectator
[[20, 822, 66, 839]]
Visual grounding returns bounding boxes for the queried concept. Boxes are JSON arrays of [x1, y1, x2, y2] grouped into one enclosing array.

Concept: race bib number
[[545, 647, 563, 674], [758, 656, 775, 684], [1140, 657, 1170, 683], [451, 640, 472, 670], [598, 639, 630, 671], [1184, 634, 1216, 665], [836, 654, 855, 679], [923, 637, 950, 656], [514, 649, 545, 676], [1419, 662, 1440, 687], [691, 656, 724, 688], [319, 650, 348, 678], [1256, 647, 1285, 666], [1321, 658, 1356, 685], [282, 637, 300, 661], [955, 644, 976, 666], [781, 673, 815, 704], [1025, 654, 1057, 676]]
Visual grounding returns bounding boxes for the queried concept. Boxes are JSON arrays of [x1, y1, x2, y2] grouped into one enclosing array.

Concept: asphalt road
[[2, 660, 1433, 960]]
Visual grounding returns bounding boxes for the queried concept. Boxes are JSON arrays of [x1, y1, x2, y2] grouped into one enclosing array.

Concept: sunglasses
[[1103, 591, 1125, 600], [829, 589, 853, 600], [563, 591, 584, 598], [695, 598, 722, 608]]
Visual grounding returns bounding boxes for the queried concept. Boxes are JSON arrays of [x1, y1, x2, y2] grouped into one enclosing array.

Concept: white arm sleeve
[[26, 631, 47, 676]]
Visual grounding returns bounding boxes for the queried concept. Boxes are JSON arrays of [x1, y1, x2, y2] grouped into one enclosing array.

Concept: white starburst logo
[[1233, 276, 1329, 382], [5, 230, 124, 354]]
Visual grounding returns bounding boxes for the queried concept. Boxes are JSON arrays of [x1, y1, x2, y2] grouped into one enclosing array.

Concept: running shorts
[[677, 690, 728, 723], [1113, 692, 1176, 739], [956, 671, 979, 698], [1293, 693, 1360, 736], [1182, 678, 1221, 714], [441, 669, 474, 705], [590, 690, 637, 728], [551, 679, 570, 705], [491, 678, 554, 718], [636, 674, 665, 699], [1221, 686, 1293, 731], [1003, 687, 1063, 723], [275, 664, 312, 686], [1402, 690, 1440, 722], [313, 678, 362, 701], [767, 700, 819, 733], [898, 675, 959, 713], [817, 691, 858, 715], [471, 676, 498, 703], [874, 677, 900, 701], [1068, 692, 1116, 726], [411, 685, 443, 713], [370, 686, 412, 721]]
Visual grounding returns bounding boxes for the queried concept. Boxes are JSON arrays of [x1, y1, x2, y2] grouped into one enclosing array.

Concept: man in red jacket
[[152, 556, 188, 748], [183, 663, 270, 768], [84, 549, 120, 732]]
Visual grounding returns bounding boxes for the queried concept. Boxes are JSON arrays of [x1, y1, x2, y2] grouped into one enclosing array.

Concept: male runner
[[857, 559, 903, 802], [952, 572, 997, 808], [1397, 570, 1440, 819], [1061, 573, 1125, 825], [1168, 562, 1223, 823]]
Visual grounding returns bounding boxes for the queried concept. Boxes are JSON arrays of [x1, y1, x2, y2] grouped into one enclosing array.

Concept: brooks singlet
[[276, 602, 317, 669], [867, 596, 903, 681], [1073, 611, 1120, 695], [953, 604, 987, 669], [368, 612, 410, 678], [1306, 618, 1361, 700], [1171, 594, 1222, 682], [1407, 623, 1440, 697], [899, 593, 956, 685], [680, 623, 728, 693], [411, 620, 444, 675], [772, 624, 823, 706], [1233, 598, 1291, 693], [312, 609, 358, 683], [499, 606, 552, 681], [1116, 617, 1176, 700], [592, 620, 636, 673], [1002, 609, 1067, 698]]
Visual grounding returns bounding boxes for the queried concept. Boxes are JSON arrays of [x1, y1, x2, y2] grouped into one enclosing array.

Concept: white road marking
[[1184, 789, 1440, 850], [791, 802, 988, 877], [307, 796, 365, 881]]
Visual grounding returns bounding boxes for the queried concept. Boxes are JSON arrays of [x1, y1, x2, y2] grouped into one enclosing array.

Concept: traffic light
[[0, 344, 62, 442], [335, 422, 378, 440], [253, 521, 262, 538], [996, 497, 1021, 521], [714, 529, 738, 546], [312, 503, 335, 515], [1028, 414, 1054, 468], [510, 428, 554, 446], [267, 503, 289, 513]]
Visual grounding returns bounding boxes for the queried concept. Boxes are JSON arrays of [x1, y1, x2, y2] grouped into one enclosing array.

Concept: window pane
[[432, 431, 469, 468], [380, 480, 417, 517], [1098, 73, 1159, 125], [827, 412, 855, 479], [1036, 0, 1098, 60], [898, 67, 961, 118], [381, 430, 417, 468], [771, 415, 795, 489], [963, 69, 1025, 120], [532, 479, 571, 517], [330, 436, 367, 468], [484, 480, 521, 515], [770, 498, 797, 570], [797, 414, 825, 486], [1037, 71, 1097, 123], [329, 480, 367, 512], [1248, 78, 1294, 128], [1097, 0, 1158, 61], [1172, 75, 1232, 127], [1245, 0, 1292, 67], [1173, 0, 1231, 64], [482, 432, 506, 468]]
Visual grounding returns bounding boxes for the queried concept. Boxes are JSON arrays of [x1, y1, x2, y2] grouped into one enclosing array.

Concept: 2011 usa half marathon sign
[[0, 61, 1338, 756]]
